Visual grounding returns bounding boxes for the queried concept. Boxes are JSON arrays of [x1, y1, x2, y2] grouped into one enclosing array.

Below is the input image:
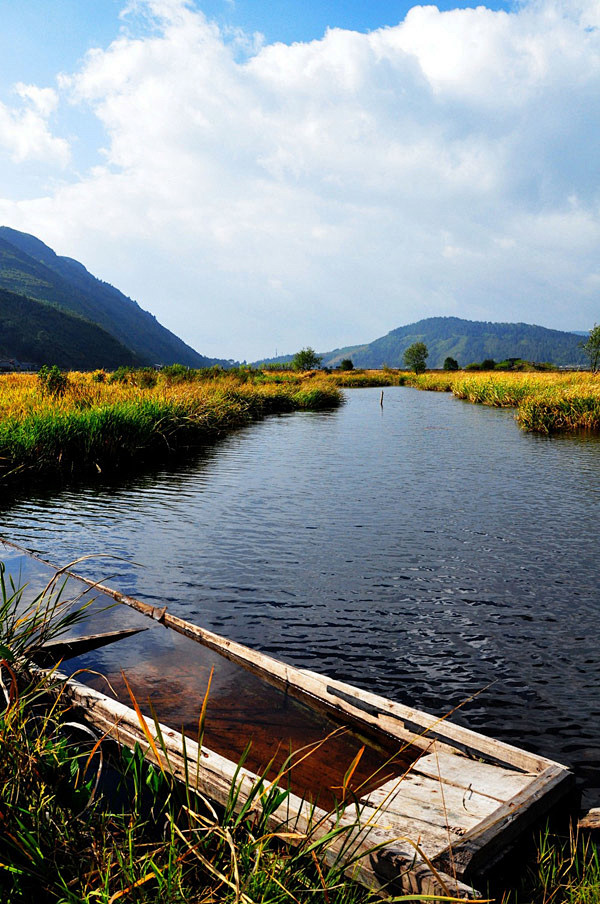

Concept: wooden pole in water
[[380, 390, 384, 407]]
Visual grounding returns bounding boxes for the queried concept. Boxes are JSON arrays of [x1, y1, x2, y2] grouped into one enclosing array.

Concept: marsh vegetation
[[0, 368, 341, 486], [325, 369, 600, 433]]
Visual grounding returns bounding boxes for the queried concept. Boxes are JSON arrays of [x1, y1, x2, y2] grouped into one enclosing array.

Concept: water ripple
[[2, 388, 600, 803]]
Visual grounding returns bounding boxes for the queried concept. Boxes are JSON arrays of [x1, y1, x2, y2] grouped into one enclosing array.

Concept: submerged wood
[[32, 626, 147, 666], [58, 673, 477, 899]]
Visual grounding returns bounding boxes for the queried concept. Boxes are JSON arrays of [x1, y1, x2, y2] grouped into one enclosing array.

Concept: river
[[2, 386, 599, 803]]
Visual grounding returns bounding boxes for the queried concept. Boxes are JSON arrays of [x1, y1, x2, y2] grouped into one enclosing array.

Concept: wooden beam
[[31, 627, 147, 666]]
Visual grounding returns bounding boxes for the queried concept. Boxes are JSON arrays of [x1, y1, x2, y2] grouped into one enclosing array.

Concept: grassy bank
[[5, 366, 595, 487], [409, 370, 600, 433], [0, 369, 341, 485], [327, 369, 600, 433]]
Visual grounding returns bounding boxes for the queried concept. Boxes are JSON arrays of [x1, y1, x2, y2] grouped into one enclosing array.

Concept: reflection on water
[[2, 388, 600, 804]]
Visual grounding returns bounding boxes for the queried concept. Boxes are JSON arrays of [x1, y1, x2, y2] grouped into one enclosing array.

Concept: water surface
[[2, 387, 599, 802]]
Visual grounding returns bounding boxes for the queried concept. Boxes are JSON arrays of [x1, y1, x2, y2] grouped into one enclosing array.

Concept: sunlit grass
[[0, 370, 342, 484], [409, 371, 600, 433], [506, 824, 600, 904], [325, 369, 600, 433]]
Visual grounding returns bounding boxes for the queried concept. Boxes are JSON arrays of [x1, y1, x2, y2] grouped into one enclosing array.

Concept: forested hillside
[[0, 227, 219, 367], [319, 317, 588, 369], [0, 287, 141, 369]]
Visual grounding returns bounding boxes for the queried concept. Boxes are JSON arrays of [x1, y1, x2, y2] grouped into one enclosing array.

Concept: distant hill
[[0, 287, 142, 370], [0, 227, 221, 368], [259, 317, 588, 370]]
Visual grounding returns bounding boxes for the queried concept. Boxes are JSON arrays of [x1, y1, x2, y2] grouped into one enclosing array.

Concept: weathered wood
[[360, 770, 501, 832], [578, 808, 600, 830], [32, 627, 147, 666], [34, 553, 556, 773], [58, 674, 478, 899], [433, 764, 575, 878], [411, 751, 535, 802], [356, 754, 541, 866]]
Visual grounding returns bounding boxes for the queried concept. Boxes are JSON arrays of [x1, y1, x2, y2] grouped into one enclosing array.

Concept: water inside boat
[[2, 539, 416, 807]]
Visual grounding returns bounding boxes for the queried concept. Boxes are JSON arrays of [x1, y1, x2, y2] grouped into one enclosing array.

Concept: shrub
[[161, 363, 196, 381], [292, 347, 322, 371], [137, 368, 158, 389], [443, 357, 459, 371], [108, 366, 133, 384], [339, 358, 354, 371], [37, 364, 68, 397]]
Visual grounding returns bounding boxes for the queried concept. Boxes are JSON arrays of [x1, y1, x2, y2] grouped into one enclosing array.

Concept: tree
[[443, 356, 459, 371], [292, 347, 322, 371], [580, 324, 600, 373], [339, 358, 354, 371], [403, 342, 428, 374]]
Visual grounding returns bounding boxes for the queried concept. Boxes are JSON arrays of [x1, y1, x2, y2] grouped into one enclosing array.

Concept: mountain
[[311, 317, 588, 369], [0, 227, 221, 368], [0, 287, 142, 370]]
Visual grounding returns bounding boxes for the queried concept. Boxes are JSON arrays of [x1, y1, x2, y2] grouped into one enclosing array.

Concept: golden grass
[[324, 369, 600, 433], [0, 370, 342, 485], [409, 370, 600, 433]]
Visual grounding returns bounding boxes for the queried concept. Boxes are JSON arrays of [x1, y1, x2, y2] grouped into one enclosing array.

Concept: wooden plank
[[433, 764, 575, 878], [354, 763, 523, 865], [355, 801, 464, 863], [360, 771, 500, 831], [31, 627, 147, 666], [411, 751, 535, 802], [57, 673, 478, 899]]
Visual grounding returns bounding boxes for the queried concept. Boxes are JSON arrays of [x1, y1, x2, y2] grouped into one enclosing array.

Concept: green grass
[[0, 370, 342, 485], [505, 825, 600, 904]]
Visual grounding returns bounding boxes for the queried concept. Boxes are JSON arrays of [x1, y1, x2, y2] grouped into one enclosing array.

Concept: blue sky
[[0, 0, 513, 77], [0, 0, 598, 360]]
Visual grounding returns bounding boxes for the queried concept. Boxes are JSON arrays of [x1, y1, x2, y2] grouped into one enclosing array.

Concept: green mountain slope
[[318, 317, 588, 369], [0, 227, 219, 367], [0, 287, 142, 370]]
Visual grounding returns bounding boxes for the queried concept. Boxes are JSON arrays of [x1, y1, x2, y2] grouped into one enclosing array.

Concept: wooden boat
[[1, 538, 575, 898]]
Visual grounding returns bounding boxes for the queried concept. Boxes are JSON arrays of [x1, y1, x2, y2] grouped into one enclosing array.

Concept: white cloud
[[0, 83, 69, 165], [1, 0, 599, 359]]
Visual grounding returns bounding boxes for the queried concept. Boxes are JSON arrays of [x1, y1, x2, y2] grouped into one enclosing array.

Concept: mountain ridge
[[0, 227, 223, 368], [257, 317, 589, 369]]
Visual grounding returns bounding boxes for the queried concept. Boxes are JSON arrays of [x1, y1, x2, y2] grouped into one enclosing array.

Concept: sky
[[0, 0, 598, 361]]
